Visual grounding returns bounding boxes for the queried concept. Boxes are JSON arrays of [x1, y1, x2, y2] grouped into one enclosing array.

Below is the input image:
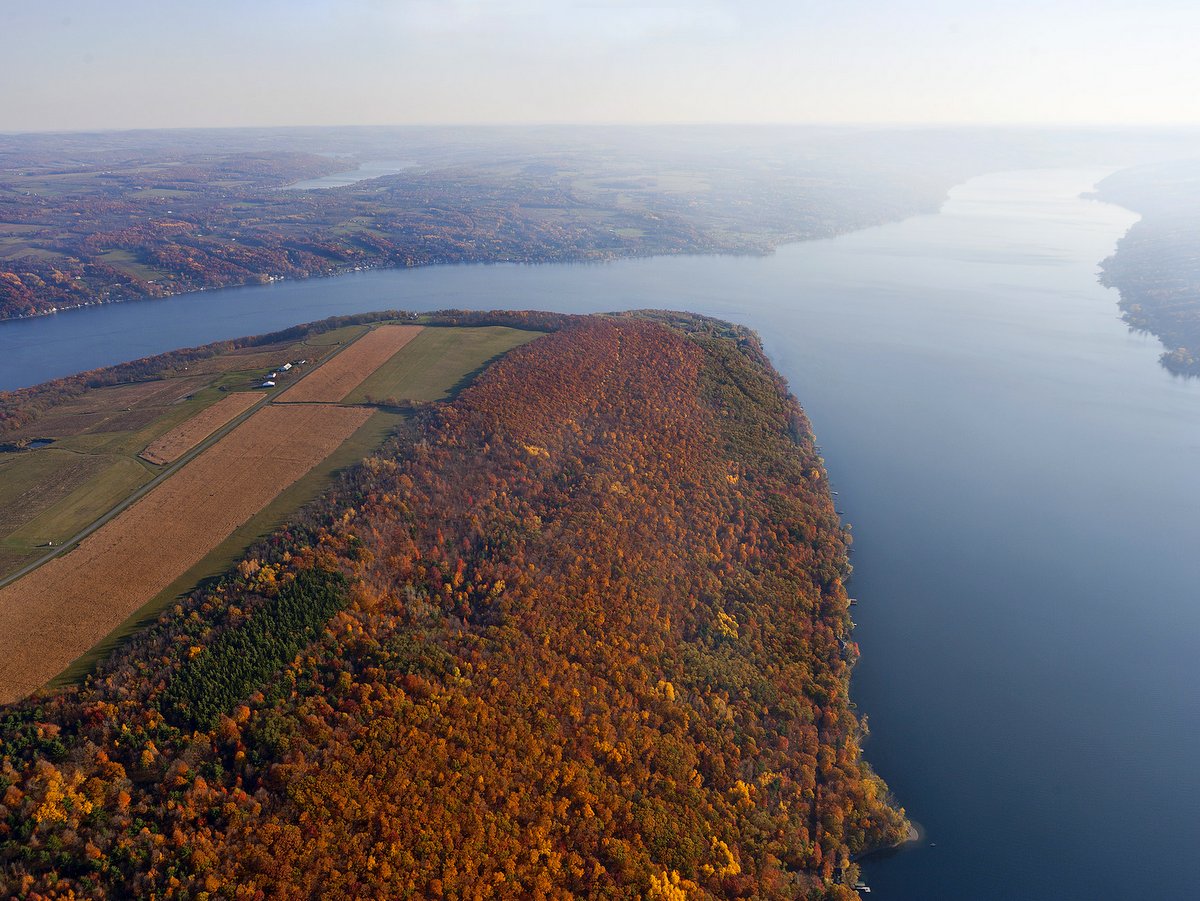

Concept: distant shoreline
[[0, 205, 940, 329]]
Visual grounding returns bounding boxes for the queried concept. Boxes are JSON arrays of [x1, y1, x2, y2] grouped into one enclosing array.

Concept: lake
[[2, 169, 1196, 900], [282, 159, 416, 190]]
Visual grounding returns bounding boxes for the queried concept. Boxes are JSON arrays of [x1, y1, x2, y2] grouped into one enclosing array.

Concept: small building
[[281, 363, 293, 371], [260, 380, 276, 388]]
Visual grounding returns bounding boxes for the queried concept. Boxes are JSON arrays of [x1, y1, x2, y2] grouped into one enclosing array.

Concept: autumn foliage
[[0, 313, 905, 898]]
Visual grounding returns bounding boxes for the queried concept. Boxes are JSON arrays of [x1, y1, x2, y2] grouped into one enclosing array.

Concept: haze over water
[[2, 168, 1196, 898]]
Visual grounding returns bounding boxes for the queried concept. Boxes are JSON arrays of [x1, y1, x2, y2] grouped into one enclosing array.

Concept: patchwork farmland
[[0, 403, 372, 703], [0, 320, 544, 702], [0, 330, 341, 582], [277, 324, 423, 402], [138, 391, 262, 465]]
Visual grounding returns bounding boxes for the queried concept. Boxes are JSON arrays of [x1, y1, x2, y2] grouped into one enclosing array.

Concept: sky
[[3, 0, 1200, 131]]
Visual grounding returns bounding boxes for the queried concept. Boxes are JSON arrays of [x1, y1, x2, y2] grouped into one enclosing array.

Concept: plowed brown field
[[277, 325, 423, 403], [0, 403, 372, 703], [139, 392, 262, 465]]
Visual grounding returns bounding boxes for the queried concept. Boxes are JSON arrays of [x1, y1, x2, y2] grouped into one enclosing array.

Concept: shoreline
[[0, 201, 946, 328], [854, 819, 924, 863], [0, 242, 772, 326]]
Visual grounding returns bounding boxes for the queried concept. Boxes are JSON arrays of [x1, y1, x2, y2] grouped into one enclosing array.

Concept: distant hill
[[0, 125, 993, 321]]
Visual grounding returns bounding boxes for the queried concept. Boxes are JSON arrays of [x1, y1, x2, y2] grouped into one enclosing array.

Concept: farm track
[[139, 392, 262, 465], [0, 403, 372, 704], [276, 325, 423, 403]]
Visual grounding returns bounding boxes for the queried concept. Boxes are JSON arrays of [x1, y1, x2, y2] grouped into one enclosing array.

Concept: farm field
[[50, 406, 409, 687], [139, 391, 262, 465], [0, 332, 347, 582], [0, 318, 547, 696], [0, 449, 158, 579], [0, 402, 373, 703], [7, 375, 211, 441], [277, 324, 423, 402], [2, 454, 153, 546], [84, 326, 548, 672], [346, 325, 542, 404], [0, 451, 128, 535]]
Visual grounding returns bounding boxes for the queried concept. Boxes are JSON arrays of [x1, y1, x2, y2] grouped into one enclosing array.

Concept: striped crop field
[[138, 391, 262, 465], [276, 325, 423, 403], [0, 402, 372, 703]]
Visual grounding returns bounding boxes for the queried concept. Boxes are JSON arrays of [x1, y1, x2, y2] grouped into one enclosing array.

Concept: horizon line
[[6, 121, 1200, 138]]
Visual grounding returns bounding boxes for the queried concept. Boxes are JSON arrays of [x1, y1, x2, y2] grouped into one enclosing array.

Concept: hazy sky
[[4, 0, 1199, 131]]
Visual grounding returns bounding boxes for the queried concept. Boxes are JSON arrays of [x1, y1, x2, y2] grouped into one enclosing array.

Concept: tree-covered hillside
[[0, 312, 905, 899]]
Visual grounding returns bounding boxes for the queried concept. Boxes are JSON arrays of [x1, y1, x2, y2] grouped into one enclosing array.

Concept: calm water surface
[[283, 159, 415, 190], [3, 169, 1197, 900]]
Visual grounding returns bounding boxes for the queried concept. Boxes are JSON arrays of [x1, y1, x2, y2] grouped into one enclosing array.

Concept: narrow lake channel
[[3, 168, 1195, 899]]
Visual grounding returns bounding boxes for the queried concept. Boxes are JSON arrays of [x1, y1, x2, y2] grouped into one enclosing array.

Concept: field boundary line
[[0, 392, 270, 590]]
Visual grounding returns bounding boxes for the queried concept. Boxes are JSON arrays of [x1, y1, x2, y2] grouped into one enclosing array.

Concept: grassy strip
[[162, 568, 348, 730], [6, 457, 154, 547], [345, 326, 542, 404], [0, 547, 35, 577]]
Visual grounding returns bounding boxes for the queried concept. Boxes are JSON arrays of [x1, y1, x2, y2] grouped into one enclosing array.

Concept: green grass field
[[0, 384, 269, 572], [0, 547, 35, 577], [0, 243, 66, 262], [299, 323, 370, 349], [346, 325, 541, 404], [0, 451, 115, 533], [6, 456, 153, 546]]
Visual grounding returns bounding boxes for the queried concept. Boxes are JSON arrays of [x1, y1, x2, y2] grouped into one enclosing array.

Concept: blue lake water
[[2, 168, 1197, 899], [282, 159, 415, 189]]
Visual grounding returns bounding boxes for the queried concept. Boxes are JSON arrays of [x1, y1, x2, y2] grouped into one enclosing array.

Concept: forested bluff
[[1094, 161, 1200, 376], [0, 310, 907, 899]]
